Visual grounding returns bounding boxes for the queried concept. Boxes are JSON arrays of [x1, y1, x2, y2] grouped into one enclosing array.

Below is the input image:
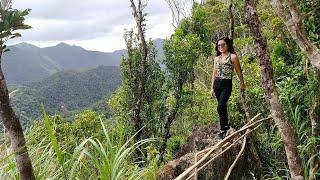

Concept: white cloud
[[8, 0, 194, 52]]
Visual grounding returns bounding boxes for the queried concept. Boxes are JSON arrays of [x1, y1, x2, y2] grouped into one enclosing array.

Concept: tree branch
[[271, 0, 320, 70]]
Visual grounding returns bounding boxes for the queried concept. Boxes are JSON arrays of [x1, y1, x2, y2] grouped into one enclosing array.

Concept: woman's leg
[[213, 80, 222, 100], [217, 87, 232, 130], [215, 79, 232, 131]]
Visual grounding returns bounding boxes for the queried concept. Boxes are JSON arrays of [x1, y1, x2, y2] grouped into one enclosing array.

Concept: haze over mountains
[[4, 38, 164, 84]]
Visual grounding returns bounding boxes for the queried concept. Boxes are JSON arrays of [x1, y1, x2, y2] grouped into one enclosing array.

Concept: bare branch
[[185, 123, 263, 180], [165, 0, 192, 28], [175, 114, 272, 179], [224, 135, 247, 180]]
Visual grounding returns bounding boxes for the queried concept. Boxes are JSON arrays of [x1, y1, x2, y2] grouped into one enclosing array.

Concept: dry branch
[[175, 114, 271, 180], [224, 135, 247, 179], [185, 123, 263, 180]]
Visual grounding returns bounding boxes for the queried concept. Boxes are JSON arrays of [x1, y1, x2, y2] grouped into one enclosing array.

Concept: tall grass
[[42, 106, 68, 179], [0, 111, 158, 179], [77, 122, 156, 179], [260, 100, 320, 179]]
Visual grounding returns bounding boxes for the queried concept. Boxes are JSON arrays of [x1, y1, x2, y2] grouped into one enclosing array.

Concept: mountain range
[[4, 38, 164, 129], [3, 38, 164, 84]]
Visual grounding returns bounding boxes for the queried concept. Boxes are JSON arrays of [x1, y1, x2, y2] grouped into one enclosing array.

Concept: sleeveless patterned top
[[215, 53, 233, 79]]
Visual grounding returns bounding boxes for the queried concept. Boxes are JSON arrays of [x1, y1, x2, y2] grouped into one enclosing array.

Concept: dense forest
[[8, 65, 120, 129], [0, 0, 319, 179]]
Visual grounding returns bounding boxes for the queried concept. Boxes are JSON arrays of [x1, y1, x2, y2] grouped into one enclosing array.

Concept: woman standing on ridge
[[210, 37, 245, 139]]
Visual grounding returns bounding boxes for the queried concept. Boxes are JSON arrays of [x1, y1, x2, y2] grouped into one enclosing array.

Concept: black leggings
[[213, 78, 232, 131]]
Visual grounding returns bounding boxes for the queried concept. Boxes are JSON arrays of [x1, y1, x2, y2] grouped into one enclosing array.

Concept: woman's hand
[[240, 82, 246, 90], [210, 88, 215, 98]]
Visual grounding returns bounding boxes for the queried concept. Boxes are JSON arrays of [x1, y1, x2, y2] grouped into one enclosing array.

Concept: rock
[[157, 123, 262, 180]]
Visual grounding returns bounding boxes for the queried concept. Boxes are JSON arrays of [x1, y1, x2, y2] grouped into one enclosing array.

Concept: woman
[[210, 37, 245, 139]]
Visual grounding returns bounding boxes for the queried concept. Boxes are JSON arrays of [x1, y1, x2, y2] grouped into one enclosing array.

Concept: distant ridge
[[4, 38, 164, 84]]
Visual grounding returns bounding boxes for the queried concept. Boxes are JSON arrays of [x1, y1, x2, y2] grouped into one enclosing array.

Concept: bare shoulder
[[230, 53, 238, 59], [230, 53, 239, 62], [213, 56, 219, 61]]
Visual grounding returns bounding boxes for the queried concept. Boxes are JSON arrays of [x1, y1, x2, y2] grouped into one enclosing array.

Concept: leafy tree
[[159, 28, 202, 161], [129, 0, 148, 145], [0, 1, 34, 179], [295, 0, 320, 47], [109, 29, 167, 162]]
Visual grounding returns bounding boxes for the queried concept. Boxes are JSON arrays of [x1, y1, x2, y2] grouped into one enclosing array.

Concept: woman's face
[[217, 40, 228, 53]]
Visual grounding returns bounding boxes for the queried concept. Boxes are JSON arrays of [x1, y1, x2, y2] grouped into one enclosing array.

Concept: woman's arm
[[210, 57, 217, 98], [232, 54, 245, 89], [211, 57, 217, 90]]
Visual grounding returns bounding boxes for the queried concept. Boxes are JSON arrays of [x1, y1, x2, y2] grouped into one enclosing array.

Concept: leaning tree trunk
[[244, 0, 303, 179], [159, 77, 183, 163], [270, 0, 320, 70], [0, 60, 35, 179], [129, 0, 148, 143], [271, 1, 320, 174]]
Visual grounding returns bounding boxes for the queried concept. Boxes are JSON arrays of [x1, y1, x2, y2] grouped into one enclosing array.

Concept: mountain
[[3, 38, 165, 129], [3, 42, 125, 84], [3, 43, 61, 84], [40, 43, 124, 70], [154, 38, 164, 58], [3, 38, 164, 85], [9, 66, 121, 128]]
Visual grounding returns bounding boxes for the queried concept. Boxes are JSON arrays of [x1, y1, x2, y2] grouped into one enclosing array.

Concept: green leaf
[[0, 8, 31, 42], [13, 24, 32, 30], [0, 22, 3, 32], [3, 20, 10, 30], [12, 32, 21, 37], [42, 105, 64, 167], [0, 31, 12, 39], [7, 12, 14, 26], [20, 9, 31, 16]]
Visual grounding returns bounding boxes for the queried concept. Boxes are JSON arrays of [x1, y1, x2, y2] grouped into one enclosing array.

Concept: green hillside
[[4, 39, 163, 84], [9, 66, 121, 128]]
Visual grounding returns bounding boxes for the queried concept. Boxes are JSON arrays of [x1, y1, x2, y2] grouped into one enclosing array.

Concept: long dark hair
[[215, 37, 235, 56]]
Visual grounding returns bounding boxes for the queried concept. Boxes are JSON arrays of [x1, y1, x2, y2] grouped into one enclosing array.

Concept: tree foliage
[[2, 0, 320, 179], [109, 29, 166, 139]]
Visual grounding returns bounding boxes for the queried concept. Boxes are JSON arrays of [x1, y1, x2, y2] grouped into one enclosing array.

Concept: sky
[[8, 0, 194, 52]]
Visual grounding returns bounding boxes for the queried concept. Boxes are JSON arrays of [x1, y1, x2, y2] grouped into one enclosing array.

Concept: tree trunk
[[309, 70, 320, 179], [270, 0, 320, 70], [244, 1, 303, 179], [129, 0, 148, 143], [228, 2, 263, 178], [228, 0, 235, 40], [159, 78, 183, 163], [0, 64, 35, 179]]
